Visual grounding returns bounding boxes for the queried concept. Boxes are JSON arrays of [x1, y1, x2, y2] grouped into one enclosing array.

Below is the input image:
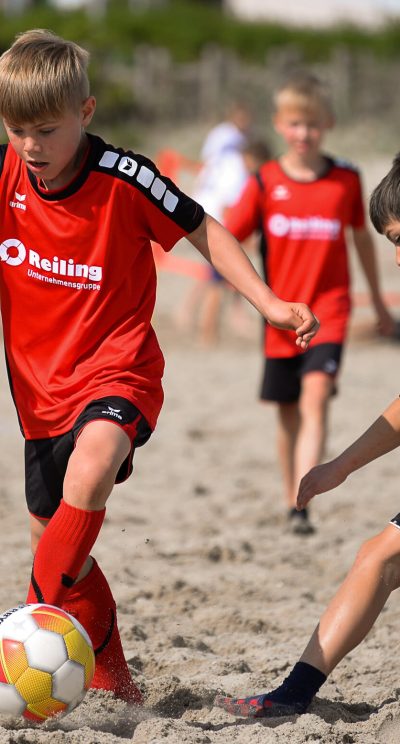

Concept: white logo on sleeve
[[118, 157, 138, 176], [99, 150, 179, 213]]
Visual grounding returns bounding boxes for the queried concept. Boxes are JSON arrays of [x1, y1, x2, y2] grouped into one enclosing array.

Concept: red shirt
[[0, 134, 204, 437], [226, 157, 365, 357]]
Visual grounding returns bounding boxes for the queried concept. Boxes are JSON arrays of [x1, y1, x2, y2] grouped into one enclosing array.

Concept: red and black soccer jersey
[[226, 157, 365, 358], [0, 134, 204, 438]]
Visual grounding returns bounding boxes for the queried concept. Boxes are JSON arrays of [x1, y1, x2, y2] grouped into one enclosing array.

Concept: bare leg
[[29, 421, 130, 584], [174, 278, 206, 333], [28, 421, 141, 702], [198, 282, 225, 346], [294, 371, 334, 498], [276, 401, 300, 509], [215, 523, 400, 718], [300, 523, 400, 675]]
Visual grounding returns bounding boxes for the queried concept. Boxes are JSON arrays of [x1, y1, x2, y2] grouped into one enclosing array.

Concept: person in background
[[225, 72, 395, 535], [176, 102, 255, 345]]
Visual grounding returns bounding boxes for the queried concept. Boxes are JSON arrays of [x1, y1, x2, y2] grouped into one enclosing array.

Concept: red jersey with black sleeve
[[0, 134, 204, 438], [226, 157, 365, 358]]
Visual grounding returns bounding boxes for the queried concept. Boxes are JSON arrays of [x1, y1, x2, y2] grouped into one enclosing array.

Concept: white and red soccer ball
[[0, 603, 95, 721]]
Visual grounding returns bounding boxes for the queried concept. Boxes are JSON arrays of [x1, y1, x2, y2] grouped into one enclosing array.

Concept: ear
[[81, 96, 96, 127]]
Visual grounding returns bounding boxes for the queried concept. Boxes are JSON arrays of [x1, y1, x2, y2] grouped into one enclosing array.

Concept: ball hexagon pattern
[[0, 604, 95, 721]]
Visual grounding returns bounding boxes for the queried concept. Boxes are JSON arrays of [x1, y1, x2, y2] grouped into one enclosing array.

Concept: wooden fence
[[105, 44, 400, 126]]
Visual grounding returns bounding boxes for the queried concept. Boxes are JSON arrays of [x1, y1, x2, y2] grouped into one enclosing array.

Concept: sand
[[0, 153, 399, 743]]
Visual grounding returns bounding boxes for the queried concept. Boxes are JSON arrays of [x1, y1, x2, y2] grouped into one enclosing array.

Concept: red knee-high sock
[[27, 500, 105, 606], [61, 559, 143, 704]]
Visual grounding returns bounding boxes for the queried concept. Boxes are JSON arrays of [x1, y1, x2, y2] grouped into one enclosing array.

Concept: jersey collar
[[26, 134, 95, 201]]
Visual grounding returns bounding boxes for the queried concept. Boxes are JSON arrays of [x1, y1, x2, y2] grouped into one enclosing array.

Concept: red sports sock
[[61, 559, 143, 704], [27, 499, 105, 606]]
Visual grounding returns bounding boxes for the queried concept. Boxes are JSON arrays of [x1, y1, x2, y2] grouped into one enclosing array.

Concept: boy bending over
[[0, 30, 318, 704], [216, 153, 400, 719]]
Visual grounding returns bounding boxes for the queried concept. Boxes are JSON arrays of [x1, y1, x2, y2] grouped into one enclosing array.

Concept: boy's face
[[383, 219, 400, 265], [273, 103, 332, 158], [3, 97, 96, 190]]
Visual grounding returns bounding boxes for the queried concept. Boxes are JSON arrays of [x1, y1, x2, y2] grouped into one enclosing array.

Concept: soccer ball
[[0, 603, 95, 721]]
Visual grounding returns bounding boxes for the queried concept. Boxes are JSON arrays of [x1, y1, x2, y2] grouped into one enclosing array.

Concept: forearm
[[335, 398, 400, 478], [188, 214, 277, 316], [188, 214, 319, 346]]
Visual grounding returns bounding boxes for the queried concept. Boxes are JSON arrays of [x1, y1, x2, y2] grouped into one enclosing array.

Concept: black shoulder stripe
[[255, 170, 264, 192], [92, 138, 204, 233], [330, 155, 360, 174], [0, 144, 8, 178]]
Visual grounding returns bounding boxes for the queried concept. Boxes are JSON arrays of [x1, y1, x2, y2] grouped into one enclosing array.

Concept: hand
[[267, 298, 320, 350], [297, 460, 347, 510]]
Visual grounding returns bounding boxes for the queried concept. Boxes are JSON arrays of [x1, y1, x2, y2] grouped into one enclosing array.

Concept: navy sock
[[266, 662, 327, 711]]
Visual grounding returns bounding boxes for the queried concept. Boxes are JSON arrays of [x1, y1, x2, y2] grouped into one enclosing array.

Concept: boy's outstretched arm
[[297, 397, 400, 510], [352, 226, 395, 337], [188, 215, 319, 349]]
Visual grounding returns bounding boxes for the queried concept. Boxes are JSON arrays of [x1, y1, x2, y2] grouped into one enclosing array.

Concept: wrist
[[333, 452, 353, 480]]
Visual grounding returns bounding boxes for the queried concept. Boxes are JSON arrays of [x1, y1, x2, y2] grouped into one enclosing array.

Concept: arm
[[297, 397, 400, 509], [188, 214, 319, 348], [352, 226, 395, 336]]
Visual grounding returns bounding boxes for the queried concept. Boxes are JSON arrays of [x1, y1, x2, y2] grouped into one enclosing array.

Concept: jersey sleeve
[[224, 174, 263, 242], [135, 171, 204, 252]]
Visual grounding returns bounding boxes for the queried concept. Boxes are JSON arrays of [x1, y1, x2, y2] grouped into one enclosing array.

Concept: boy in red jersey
[[225, 72, 394, 535], [215, 152, 400, 719], [0, 30, 319, 704]]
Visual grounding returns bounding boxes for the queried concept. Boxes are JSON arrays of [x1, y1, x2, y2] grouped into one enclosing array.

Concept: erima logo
[[98, 150, 179, 213], [9, 191, 27, 211], [271, 184, 290, 201], [102, 406, 123, 420], [0, 238, 102, 281]]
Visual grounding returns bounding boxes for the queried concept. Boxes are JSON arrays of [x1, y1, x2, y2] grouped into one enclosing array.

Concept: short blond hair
[[0, 29, 90, 123], [273, 72, 334, 122]]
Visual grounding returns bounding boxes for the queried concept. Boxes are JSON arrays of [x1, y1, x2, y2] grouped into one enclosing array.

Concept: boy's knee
[[355, 533, 400, 590], [64, 457, 115, 510]]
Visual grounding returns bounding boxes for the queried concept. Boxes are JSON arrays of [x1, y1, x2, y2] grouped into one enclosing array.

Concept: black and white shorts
[[260, 343, 343, 403], [25, 396, 152, 520]]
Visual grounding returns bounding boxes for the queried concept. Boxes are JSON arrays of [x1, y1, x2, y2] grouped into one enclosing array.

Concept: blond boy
[[0, 31, 318, 704], [225, 72, 394, 534]]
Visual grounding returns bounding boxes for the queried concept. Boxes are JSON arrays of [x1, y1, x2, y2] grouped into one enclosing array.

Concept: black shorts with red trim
[[25, 396, 152, 520], [260, 343, 343, 403]]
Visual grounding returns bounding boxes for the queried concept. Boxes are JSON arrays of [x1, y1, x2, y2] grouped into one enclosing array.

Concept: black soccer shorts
[[260, 343, 343, 403], [25, 396, 152, 520]]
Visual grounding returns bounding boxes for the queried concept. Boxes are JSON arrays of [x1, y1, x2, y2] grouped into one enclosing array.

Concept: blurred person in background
[[176, 102, 256, 345], [225, 72, 395, 535]]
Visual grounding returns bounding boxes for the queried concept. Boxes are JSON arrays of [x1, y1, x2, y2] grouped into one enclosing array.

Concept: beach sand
[[0, 154, 399, 743]]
